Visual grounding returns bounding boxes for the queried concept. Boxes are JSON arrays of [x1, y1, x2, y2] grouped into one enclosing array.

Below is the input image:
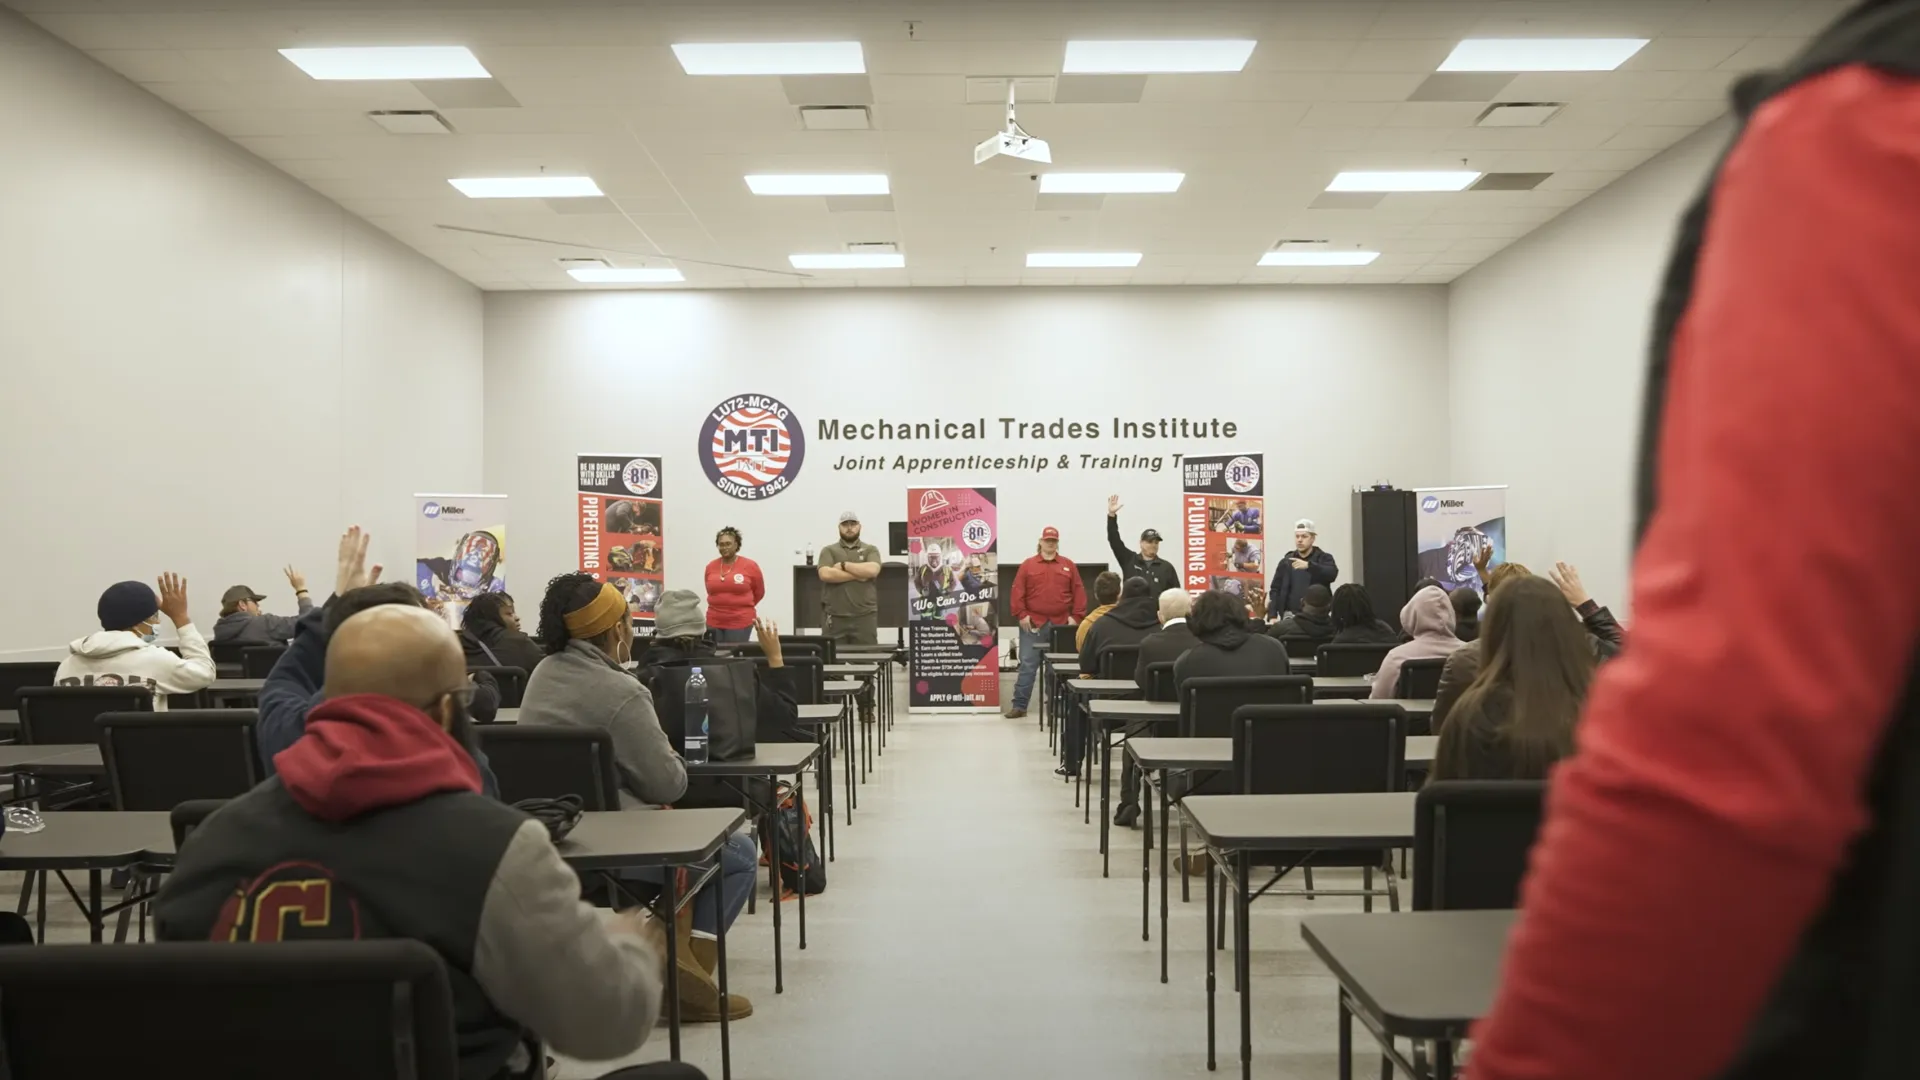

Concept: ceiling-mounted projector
[[974, 83, 1051, 170]]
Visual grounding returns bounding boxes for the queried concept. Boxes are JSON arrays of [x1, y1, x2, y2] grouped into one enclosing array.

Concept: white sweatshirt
[[55, 623, 216, 710]]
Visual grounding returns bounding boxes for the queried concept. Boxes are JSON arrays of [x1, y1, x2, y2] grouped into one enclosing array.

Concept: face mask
[[140, 625, 158, 643]]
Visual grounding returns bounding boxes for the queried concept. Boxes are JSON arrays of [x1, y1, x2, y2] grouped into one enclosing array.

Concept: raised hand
[[754, 616, 784, 667], [156, 572, 191, 627], [1550, 561, 1592, 607], [334, 526, 384, 595], [1473, 539, 1494, 576], [1107, 494, 1122, 517], [284, 564, 308, 593]]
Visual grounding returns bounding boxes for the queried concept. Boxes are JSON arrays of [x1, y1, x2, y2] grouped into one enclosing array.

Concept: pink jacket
[[1369, 586, 1464, 699]]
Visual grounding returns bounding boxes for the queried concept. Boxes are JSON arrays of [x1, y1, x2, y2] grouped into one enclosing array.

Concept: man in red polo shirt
[[1005, 526, 1085, 721]]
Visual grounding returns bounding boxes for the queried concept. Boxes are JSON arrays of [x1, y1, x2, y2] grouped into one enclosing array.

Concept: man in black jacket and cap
[[1268, 518, 1338, 615], [1106, 495, 1181, 597]]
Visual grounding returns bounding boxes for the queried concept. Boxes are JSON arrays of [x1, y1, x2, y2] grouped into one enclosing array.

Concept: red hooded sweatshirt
[[273, 694, 481, 822]]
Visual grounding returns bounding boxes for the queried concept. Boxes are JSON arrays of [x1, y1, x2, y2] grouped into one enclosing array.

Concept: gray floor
[[566, 672, 1373, 1080], [11, 671, 1384, 1079]]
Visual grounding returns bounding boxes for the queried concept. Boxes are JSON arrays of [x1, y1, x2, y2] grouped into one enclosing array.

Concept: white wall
[[485, 286, 1450, 628], [1448, 121, 1732, 618], [0, 9, 483, 658]]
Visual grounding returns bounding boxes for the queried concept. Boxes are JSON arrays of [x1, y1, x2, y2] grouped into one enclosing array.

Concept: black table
[[0, 811, 174, 943], [0, 745, 101, 772], [1041, 651, 1078, 747], [1086, 699, 1180, 876], [0, 709, 17, 738], [1301, 909, 1515, 1080], [794, 702, 846, 857], [824, 662, 888, 754], [822, 679, 873, 778], [687, 743, 823, 995], [1063, 678, 1140, 820], [1310, 675, 1374, 699], [1183, 792, 1418, 1079], [559, 807, 748, 1076], [1128, 735, 1231, 982], [206, 677, 264, 705]]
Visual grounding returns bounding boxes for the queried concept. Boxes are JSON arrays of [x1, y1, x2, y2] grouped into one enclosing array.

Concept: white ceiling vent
[[556, 257, 610, 269], [799, 105, 872, 130], [965, 76, 1055, 104], [1272, 240, 1330, 251], [367, 110, 452, 134], [1477, 102, 1563, 127], [846, 242, 898, 254]]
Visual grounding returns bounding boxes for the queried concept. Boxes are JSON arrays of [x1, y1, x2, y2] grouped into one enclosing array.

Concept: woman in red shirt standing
[[704, 526, 764, 643]]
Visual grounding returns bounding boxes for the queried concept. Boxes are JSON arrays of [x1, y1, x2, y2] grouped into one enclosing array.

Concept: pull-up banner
[[577, 454, 665, 626], [906, 486, 1000, 712], [414, 494, 508, 630], [1181, 453, 1266, 610], [1415, 484, 1508, 597]]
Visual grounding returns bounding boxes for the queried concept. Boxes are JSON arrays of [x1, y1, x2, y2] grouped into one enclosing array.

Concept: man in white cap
[[1268, 518, 1338, 616], [817, 510, 882, 645]]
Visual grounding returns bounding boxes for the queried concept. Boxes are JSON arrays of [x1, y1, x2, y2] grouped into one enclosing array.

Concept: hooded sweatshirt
[[1271, 606, 1335, 643], [1077, 593, 1162, 676], [1172, 617, 1295, 691], [519, 639, 687, 809], [55, 624, 215, 709], [211, 594, 315, 646], [155, 694, 664, 1079], [1370, 586, 1464, 699]]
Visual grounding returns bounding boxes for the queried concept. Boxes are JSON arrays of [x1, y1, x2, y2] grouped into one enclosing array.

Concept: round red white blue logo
[[699, 394, 806, 500]]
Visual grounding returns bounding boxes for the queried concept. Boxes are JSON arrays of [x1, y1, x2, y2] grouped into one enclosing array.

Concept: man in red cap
[[1006, 526, 1085, 724]]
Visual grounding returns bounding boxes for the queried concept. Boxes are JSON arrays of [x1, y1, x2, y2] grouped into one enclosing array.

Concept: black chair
[[0, 662, 59, 711], [1095, 643, 1142, 683], [1276, 635, 1322, 660], [779, 634, 834, 664], [467, 665, 528, 709], [1315, 643, 1396, 678], [98, 711, 262, 811], [761, 655, 823, 707], [240, 645, 288, 678], [1395, 656, 1447, 700], [1048, 624, 1079, 655], [16, 686, 152, 745], [1413, 781, 1546, 911], [477, 726, 622, 810], [0, 940, 460, 1080], [1180, 675, 1310, 739], [170, 799, 228, 849], [208, 639, 251, 668], [1234, 702, 1408, 910], [1142, 661, 1176, 703]]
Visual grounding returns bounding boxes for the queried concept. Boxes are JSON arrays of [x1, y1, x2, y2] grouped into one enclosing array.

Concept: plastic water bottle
[[684, 667, 710, 763]]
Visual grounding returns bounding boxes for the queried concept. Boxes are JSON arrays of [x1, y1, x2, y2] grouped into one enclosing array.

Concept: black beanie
[[98, 581, 159, 631]]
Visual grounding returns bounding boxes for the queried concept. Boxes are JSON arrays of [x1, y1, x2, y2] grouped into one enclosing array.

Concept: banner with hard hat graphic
[[1414, 484, 1507, 596], [1181, 454, 1266, 612], [577, 454, 665, 627], [414, 494, 508, 630], [906, 486, 999, 712]]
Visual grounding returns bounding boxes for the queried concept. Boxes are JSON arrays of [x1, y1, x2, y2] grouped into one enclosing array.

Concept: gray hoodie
[[518, 640, 687, 809], [212, 594, 315, 645]]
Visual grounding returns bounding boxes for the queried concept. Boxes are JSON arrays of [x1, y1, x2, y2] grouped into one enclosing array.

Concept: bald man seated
[[155, 605, 675, 1080]]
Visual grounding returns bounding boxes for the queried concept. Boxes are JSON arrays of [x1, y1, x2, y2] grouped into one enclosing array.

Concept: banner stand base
[[908, 707, 998, 715]]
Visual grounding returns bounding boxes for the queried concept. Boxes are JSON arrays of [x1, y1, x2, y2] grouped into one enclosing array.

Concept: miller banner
[[1181, 454, 1267, 610], [414, 494, 508, 630], [578, 454, 665, 626], [906, 486, 1000, 711], [1414, 484, 1508, 596]]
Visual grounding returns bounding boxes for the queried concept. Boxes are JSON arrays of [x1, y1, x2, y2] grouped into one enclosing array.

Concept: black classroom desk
[[1130, 735, 1231, 981], [1309, 675, 1374, 699], [794, 702, 846, 858], [0, 811, 174, 943], [822, 678, 877, 777], [206, 677, 265, 705], [1041, 651, 1078, 746], [0, 709, 17, 738], [1085, 699, 1180, 877], [0, 745, 101, 772], [1062, 679, 1140, 825], [1183, 792, 1418, 1080], [687, 743, 822, 996], [1301, 909, 1515, 1080]]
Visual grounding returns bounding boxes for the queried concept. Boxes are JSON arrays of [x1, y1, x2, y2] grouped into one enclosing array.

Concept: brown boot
[[688, 935, 718, 976], [1184, 853, 1210, 877], [668, 919, 751, 1021]]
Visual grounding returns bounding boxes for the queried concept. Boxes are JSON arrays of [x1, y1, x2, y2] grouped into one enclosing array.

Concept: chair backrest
[[0, 940, 460, 1080], [1395, 656, 1447, 700], [0, 662, 60, 710], [780, 634, 834, 664], [16, 686, 152, 745], [763, 655, 824, 707], [466, 665, 528, 709], [240, 645, 288, 678], [1413, 781, 1547, 910], [1181, 675, 1311, 739], [170, 798, 229, 849], [1048, 624, 1079, 655], [1233, 703, 1405, 795], [98, 711, 263, 812], [1096, 643, 1142, 682], [1142, 661, 1177, 703], [208, 639, 251, 668], [476, 726, 622, 810], [1276, 635, 1321, 659], [1315, 642, 1397, 677]]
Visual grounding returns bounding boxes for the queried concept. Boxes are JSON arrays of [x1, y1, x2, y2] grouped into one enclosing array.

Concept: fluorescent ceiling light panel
[[568, 268, 685, 283], [448, 176, 603, 198], [1326, 170, 1479, 192], [1259, 251, 1379, 267], [789, 253, 905, 269], [280, 46, 489, 80], [672, 42, 865, 75], [1063, 40, 1255, 73], [746, 174, 889, 196], [1037, 172, 1183, 194], [1439, 38, 1649, 72], [1026, 252, 1142, 268]]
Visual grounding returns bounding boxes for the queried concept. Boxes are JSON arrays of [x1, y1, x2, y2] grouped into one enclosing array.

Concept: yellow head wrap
[[562, 583, 627, 640]]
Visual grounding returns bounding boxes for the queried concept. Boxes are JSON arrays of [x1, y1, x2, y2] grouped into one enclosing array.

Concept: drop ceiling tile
[[1383, 101, 1483, 128], [1538, 170, 1629, 192], [1321, 72, 1430, 102], [868, 75, 966, 105], [1299, 102, 1396, 129], [1620, 37, 1749, 71], [1338, 39, 1456, 72]]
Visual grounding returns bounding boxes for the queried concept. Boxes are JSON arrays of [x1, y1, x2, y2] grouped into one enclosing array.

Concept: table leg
[[1100, 722, 1113, 874], [1238, 853, 1253, 1080], [1182, 821, 1192, 904], [1082, 704, 1095, 824], [88, 869, 102, 944], [1434, 1037, 1455, 1080], [1206, 853, 1217, 1072], [715, 883, 731, 1080], [35, 868, 45, 944], [819, 732, 835, 862], [796, 779, 808, 951], [1338, 993, 1353, 1080], [1160, 774, 1172, 984], [665, 866, 682, 1059], [768, 806, 784, 994], [1140, 761, 1151, 942]]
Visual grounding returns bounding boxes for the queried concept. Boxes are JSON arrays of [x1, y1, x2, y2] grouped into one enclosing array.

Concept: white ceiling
[[14, 0, 1844, 290]]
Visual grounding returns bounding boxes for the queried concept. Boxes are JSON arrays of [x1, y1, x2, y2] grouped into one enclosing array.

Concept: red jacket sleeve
[[1467, 66, 1920, 1080], [1010, 560, 1030, 622], [1068, 561, 1087, 621]]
